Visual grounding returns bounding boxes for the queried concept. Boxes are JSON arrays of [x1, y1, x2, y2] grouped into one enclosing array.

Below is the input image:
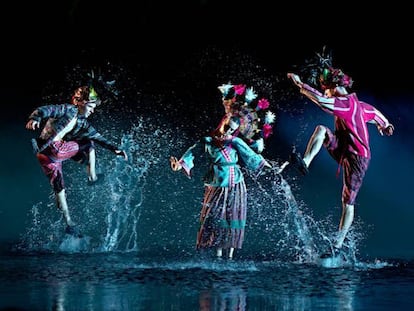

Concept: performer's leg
[[228, 247, 234, 259], [72, 140, 98, 182], [37, 141, 79, 227], [87, 148, 98, 182], [56, 189, 75, 227], [303, 125, 328, 168], [335, 154, 369, 249], [334, 203, 354, 249]]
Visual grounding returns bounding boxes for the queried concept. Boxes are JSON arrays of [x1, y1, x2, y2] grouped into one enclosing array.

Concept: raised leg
[[303, 125, 327, 168]]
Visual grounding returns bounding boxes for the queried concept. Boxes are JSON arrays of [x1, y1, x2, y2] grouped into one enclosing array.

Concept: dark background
[[1, 0, 413, 258], [2, 0, 413, 103]]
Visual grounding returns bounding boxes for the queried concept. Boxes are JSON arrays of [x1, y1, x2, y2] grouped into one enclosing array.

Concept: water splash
[[59, 235, 91, 253], [246, 166, 316, 262], [15, 47, 370, 265], [99, 121, 168, 252], [246, 163, 367, 266]]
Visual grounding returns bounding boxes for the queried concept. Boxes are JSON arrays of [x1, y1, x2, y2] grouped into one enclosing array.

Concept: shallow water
[[1, 251, 413, 311], [3, 114, 412, 310]]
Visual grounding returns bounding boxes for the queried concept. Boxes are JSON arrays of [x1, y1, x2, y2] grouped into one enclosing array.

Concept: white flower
[[265, 111, 276, 124], [245, 87, 258, 102], [218, 84, 233, 95]]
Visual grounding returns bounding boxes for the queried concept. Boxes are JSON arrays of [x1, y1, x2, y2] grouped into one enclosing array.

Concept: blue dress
[[178, 135, 266, 249]]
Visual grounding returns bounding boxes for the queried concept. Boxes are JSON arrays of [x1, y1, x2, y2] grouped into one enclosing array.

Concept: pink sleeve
[[361, 101, 390, 128], [300, 83, 323, 96], [301, 83, 334, 114]]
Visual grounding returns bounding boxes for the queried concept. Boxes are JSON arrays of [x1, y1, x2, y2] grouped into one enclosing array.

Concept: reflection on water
[[199, 287, 246, 311], [1, 253, 413, 311]]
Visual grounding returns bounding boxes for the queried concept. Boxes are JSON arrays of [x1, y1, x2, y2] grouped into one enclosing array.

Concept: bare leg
[[334, 203, 354, 249], [303, 125, 327, 168], [87, 148, 97, 182], [216, 248, 223, 258], [228, 247, 234, 259], [56, 189, 75, 226]]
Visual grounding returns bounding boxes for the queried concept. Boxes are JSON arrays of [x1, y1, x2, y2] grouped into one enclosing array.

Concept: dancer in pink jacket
[[287, 65, 394, 257]]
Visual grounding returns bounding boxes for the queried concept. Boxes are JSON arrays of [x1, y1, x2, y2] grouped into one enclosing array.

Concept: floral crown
[[319, 67, 353, 90], [218, 83, 276, 141]]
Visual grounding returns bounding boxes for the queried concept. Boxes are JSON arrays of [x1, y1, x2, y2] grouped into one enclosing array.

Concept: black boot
[[289, 151, 309, 175]]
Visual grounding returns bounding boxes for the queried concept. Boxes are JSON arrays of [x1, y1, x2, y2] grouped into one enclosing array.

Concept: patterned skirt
[[196, 180, 248, 249]]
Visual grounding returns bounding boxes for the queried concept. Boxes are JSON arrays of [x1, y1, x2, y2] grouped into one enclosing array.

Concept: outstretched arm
[[26, 104, 71, 131], [170, 141, 202, 177], [287, 73, 335, 112], [368, 117, 395, 136], [363, 101, 395, 136], [369, 120, 395, 136]]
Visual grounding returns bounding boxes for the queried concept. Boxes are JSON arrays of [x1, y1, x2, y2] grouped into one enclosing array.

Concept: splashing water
[[15, 48, 369, 266], [98, 119, 180, 252], [245, 164, 365, 265], [17, 115, 183, 254]]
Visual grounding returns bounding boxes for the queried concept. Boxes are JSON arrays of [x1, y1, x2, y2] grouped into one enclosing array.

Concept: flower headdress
[[319, 66, 353, 90], [218, 83, 276, 147]]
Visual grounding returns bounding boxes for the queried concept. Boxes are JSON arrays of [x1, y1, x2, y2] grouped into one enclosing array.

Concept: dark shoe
[[289, 151, 309, 175], [65, 225, 83, 238]]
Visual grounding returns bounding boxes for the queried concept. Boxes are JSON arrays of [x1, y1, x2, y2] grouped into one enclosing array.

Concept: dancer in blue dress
[[170, 84, 274, 259]]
